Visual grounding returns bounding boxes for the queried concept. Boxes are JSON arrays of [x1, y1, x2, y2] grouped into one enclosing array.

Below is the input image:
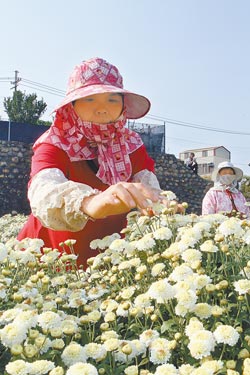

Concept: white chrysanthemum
[[149, 338, 171, 364], [218, 217, 244, 237], [118, 260, 131, 270], [178, 364, 195, 375], [116, 304, 129, 317], [68, 289, 87, 308], [0, 308, 22, 324], [200, 240, 218, 253], [101, 330, 119, 342], [87, 285, 108, 300], [14, 310, 38, 329], [100, 299, 119, 312], [234, 279, 250, 295], [87, 310, 101, 323], [175, 303, 189, 317], [243, 358, 250, 375], [40, 249, 60, 263], [51, 275, 67, 287], [193, 221, 212, 234], [28, 360, 55, 375], [192, 303, 212, 319], [175, 289, 197, 311], [124, 365, 139, 375], [147, 279, 175, 303], [162, 243, 181, 260], [104, 311, 116, 322], [185, 319, 204, 338], [120, 286, 135, 300], [199, 359, 223, 373], [213, 325, 240, 346], [5, 359, 29, 375], [0, 323, 27, 347], [136, 233, 156, 251], [154, 364, 178, 375], [109, 238, 129, 252], [151, 263, 166, 277], [49, 367, 64, 375], [61, 342, 87, 367], [160, 190, 177, 200], [139, 329, 160, 347], [0, 243, 8, 261], [242, 229, 250, 244], [181, 248, 202, 264], [103, 338, 119, 351], [190, 274, 212, 290], [188, 330, 216, 359], [37, 311, 62, 330], [169, 264, 193, 282], [66, 362, 98, 375], [153, 227, 173, 240], [15, 249, 37, 264], [83, 343, 107, 361], [134, 293, 151, 309], [128, 257, 141, 267]]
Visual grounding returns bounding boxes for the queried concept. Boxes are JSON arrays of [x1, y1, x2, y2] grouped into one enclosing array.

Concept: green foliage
[[240, 175, 250, 200], [3, 90, 47, 125]]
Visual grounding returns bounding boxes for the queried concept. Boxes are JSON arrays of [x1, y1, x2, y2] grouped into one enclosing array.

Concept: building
[[179, 146, 231, 178]]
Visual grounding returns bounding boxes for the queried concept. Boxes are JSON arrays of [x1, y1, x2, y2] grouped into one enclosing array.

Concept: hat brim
[[212, 166, 243, 182], [53, 84, 151, 119]]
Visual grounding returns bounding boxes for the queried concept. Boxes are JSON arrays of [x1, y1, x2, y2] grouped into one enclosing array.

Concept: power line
[[145, 114, 250, 136]]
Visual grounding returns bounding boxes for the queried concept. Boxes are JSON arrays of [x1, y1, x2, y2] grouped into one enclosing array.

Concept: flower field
[[0, 197, 250, 375]]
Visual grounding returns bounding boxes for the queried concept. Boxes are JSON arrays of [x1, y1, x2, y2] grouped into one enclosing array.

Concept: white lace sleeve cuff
[[132, 169, 161, 190], [28, 168, 99, 232]]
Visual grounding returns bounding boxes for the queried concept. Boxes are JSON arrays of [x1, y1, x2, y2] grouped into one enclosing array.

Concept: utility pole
[[10, 70, 21, 91]]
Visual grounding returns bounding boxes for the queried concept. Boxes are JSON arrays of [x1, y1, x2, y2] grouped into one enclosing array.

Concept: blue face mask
[[219, 174, 236, 186]]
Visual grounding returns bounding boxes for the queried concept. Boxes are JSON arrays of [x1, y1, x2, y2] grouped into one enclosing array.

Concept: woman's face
[[73, 93, 123, 124], [219, 168, 234, 176]]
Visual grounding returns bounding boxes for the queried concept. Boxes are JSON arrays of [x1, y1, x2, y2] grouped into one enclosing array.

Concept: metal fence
[[127, 121, 165, 153], [0, 120, 48, 144]]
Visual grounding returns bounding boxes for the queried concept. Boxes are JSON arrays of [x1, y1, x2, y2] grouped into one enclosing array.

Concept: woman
[[18, 57, 162, 268], [202, 161, 249, 218]]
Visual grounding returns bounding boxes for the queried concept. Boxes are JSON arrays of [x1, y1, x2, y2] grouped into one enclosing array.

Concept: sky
[[1, 0, 250, 174]]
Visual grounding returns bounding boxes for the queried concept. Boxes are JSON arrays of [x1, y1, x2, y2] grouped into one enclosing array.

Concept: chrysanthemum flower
[[233, 279, 250, 295], [213, 325, 240, 346], [66, 362, 98, 375], [153, 227, 172, 240], [218, 217, 244, 237], [83, 343, 107, 361], [139, 329, 160, 347], [147, 278, 175, 303], [188, 329, 216, 359], [149, 338, 171, 364], [61, 342, 87, 367], [5, 359, 28, 375], [28, 360, 55, 375], [154, 363, 178, 375], [0, 323, 27, 347], [200, 240, 218, 253], [192, 303, 212, 319]]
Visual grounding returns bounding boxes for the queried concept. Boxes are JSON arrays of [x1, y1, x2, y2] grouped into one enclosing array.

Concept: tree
[[3, 90, 47, 125]]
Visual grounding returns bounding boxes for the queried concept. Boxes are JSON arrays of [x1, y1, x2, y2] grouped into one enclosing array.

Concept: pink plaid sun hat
[[54, 57, 151, 119]]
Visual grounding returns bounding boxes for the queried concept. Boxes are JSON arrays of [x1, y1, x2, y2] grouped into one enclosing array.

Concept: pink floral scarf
[[33, 104, 143, 185]]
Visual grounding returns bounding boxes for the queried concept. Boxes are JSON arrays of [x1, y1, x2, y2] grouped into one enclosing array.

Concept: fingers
[[110, 182, 160, 210]]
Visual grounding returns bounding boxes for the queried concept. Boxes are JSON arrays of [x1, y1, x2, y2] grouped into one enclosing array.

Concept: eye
[[82, 97, 94, 102]]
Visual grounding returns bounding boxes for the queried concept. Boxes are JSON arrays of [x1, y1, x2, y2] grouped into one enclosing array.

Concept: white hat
[[212, 161, 243, 182]]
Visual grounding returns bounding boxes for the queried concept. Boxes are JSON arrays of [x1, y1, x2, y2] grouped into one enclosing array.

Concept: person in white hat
[[17, 57, 166, 268], [202, 161, 249, 218]]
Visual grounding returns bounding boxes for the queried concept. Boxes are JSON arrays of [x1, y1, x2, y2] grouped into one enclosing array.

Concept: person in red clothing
[[18, 57, 162, 268]]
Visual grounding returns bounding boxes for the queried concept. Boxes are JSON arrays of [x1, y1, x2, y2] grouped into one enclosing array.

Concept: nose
[[96, 106, 108, 115]]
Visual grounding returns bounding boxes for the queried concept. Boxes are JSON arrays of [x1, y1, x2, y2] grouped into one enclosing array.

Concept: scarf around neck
[[212, 180, 238, 193], [33, 104, 143, 185]]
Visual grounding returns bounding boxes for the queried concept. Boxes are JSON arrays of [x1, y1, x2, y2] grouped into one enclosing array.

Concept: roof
[[180, 145, 230, 153]]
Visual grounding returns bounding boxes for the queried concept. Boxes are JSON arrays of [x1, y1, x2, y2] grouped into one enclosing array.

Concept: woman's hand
[[81, 182, 160, 219]]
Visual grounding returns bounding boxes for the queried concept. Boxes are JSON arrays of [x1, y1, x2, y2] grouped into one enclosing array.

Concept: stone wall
[[0, 140, 213, 217]]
